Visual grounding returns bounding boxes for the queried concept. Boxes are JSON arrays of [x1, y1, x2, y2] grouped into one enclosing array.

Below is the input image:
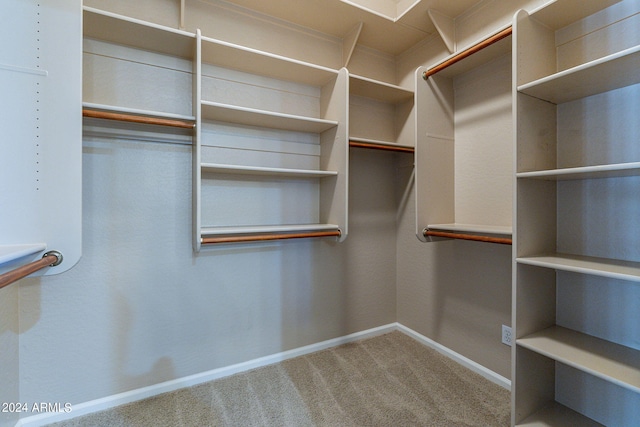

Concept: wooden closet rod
[[349, 140, 415, 153], [425, 230, 512, 245], [422, 26, 512, 80], [202, 230, 341, 244], [83, 109, 196, 129], [0, 251, 62, 289]]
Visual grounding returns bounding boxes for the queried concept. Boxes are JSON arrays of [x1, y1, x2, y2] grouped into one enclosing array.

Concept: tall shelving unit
[[348, 74, 415, 153], [193, 31, 348, 250], [1, 0, 82, 278], [512, 0, 639, 425], [415, 27, 513, 243], [81, 6, 349, 252]]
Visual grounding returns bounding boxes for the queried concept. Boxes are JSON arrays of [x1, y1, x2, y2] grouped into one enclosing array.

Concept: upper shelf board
[[83, 7, 195, 59], [518, 45, 640, 104], [427, 223, 512, 236], [349, 74, 413, 103], [201, 101, 338, 133], [529, 0, 622, 30], [200, 36, 339, 87]]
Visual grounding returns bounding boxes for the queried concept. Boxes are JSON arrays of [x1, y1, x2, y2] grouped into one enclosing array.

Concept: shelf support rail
[[422, 26, 512, 80], [0, 251, 63, 290], [424, 229, 512, 245], [83, 109, 196, 129], [202, 230, 342, 245]]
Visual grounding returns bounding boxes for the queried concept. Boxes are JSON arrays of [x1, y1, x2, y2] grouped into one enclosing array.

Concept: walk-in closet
[[2, 0, 638, 426]]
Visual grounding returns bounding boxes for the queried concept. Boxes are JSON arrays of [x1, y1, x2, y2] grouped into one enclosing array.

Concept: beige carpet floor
[[47, 331, 511, 426]]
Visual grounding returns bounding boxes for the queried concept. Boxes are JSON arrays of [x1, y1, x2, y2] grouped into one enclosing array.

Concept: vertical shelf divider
[[192, 29, 202, 252]]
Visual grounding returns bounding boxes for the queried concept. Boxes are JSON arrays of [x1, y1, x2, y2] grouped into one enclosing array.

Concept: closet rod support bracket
[[44, 250, 63, 266]]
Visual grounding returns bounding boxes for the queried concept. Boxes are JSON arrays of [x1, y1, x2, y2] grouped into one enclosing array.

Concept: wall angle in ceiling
[[207, 0, 481, 55]]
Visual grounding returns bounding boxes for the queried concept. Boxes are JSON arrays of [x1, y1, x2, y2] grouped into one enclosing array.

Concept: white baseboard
[[17, 324, 396, 427], [396, 323, 511, 390], [17, 322, 510, 427]]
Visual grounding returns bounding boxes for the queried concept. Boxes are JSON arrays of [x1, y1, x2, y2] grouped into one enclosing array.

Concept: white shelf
[[427, 223, 512, 236], [518, 45, 640, 104], [200, 35, 338, 86], [0, 244, 47, 265], [201, 223, 340, 237], [200, 101, 338, 133], [200, 163, 337, 178], [516, 253, 640, 283], [513, 3, 637, 425], [517, 162, 640, 180], [83, 7, 195, 59], [517, 326, 640, 393], [349, 74, 413, 103], [517, 401, 604, 427], [83, 102, 196, 122], [529, 0, 621, 31]]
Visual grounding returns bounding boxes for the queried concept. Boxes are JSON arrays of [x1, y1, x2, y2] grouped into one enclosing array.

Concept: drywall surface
[[0, 285, 19, 427], [17, 135, 397, 407], [396, 185, 512, 379]]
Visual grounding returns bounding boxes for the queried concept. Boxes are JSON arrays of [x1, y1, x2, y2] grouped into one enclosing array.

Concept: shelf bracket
[[342, 22, 363, 68], [428, 9, 455, 54]]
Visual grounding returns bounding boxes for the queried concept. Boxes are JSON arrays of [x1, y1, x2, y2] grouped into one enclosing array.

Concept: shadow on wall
[[112, 288, 176, 392], [430, 239, 511, 372]]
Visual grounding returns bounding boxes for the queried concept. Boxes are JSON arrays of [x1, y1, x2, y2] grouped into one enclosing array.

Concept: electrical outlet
[[502, 325, 512, 346]]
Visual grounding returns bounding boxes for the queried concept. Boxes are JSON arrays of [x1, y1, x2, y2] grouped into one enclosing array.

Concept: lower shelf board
[[427, 223, 512, 235], [201, 163, 337, 178], [516, 253, 640, 283], [517, 401, 604, 427], [200, 224, 341, 244], [425, 223, 512, 245], [348, 138, 414, 153], [517, 326, 640, 393]]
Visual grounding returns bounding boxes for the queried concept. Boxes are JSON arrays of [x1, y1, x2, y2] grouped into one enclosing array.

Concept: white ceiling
[[208, 0, 483, 55]]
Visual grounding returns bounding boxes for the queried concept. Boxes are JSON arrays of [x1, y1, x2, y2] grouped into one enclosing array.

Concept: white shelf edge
[[349, 74, 414, 103], [529, 0, 622, 31], [200, 163, 337, 178], [200, 101, 338, 133], [517, 162, 640, 180], [516, 401, 604, 427], [517, 45, 640, 104], [516, 253, 640, 283], [199, 34, 337, 74], [199, 34, 338, 86], [82, 6, 195, 58], [0, 244, 47, 265], [349, 137, 414, 150], [517, 326, 640, 394], [82, 6, 194, 37], [427, 223, 512, 236], [201, 224, 340, 236], [83, 102, 196, 122]]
